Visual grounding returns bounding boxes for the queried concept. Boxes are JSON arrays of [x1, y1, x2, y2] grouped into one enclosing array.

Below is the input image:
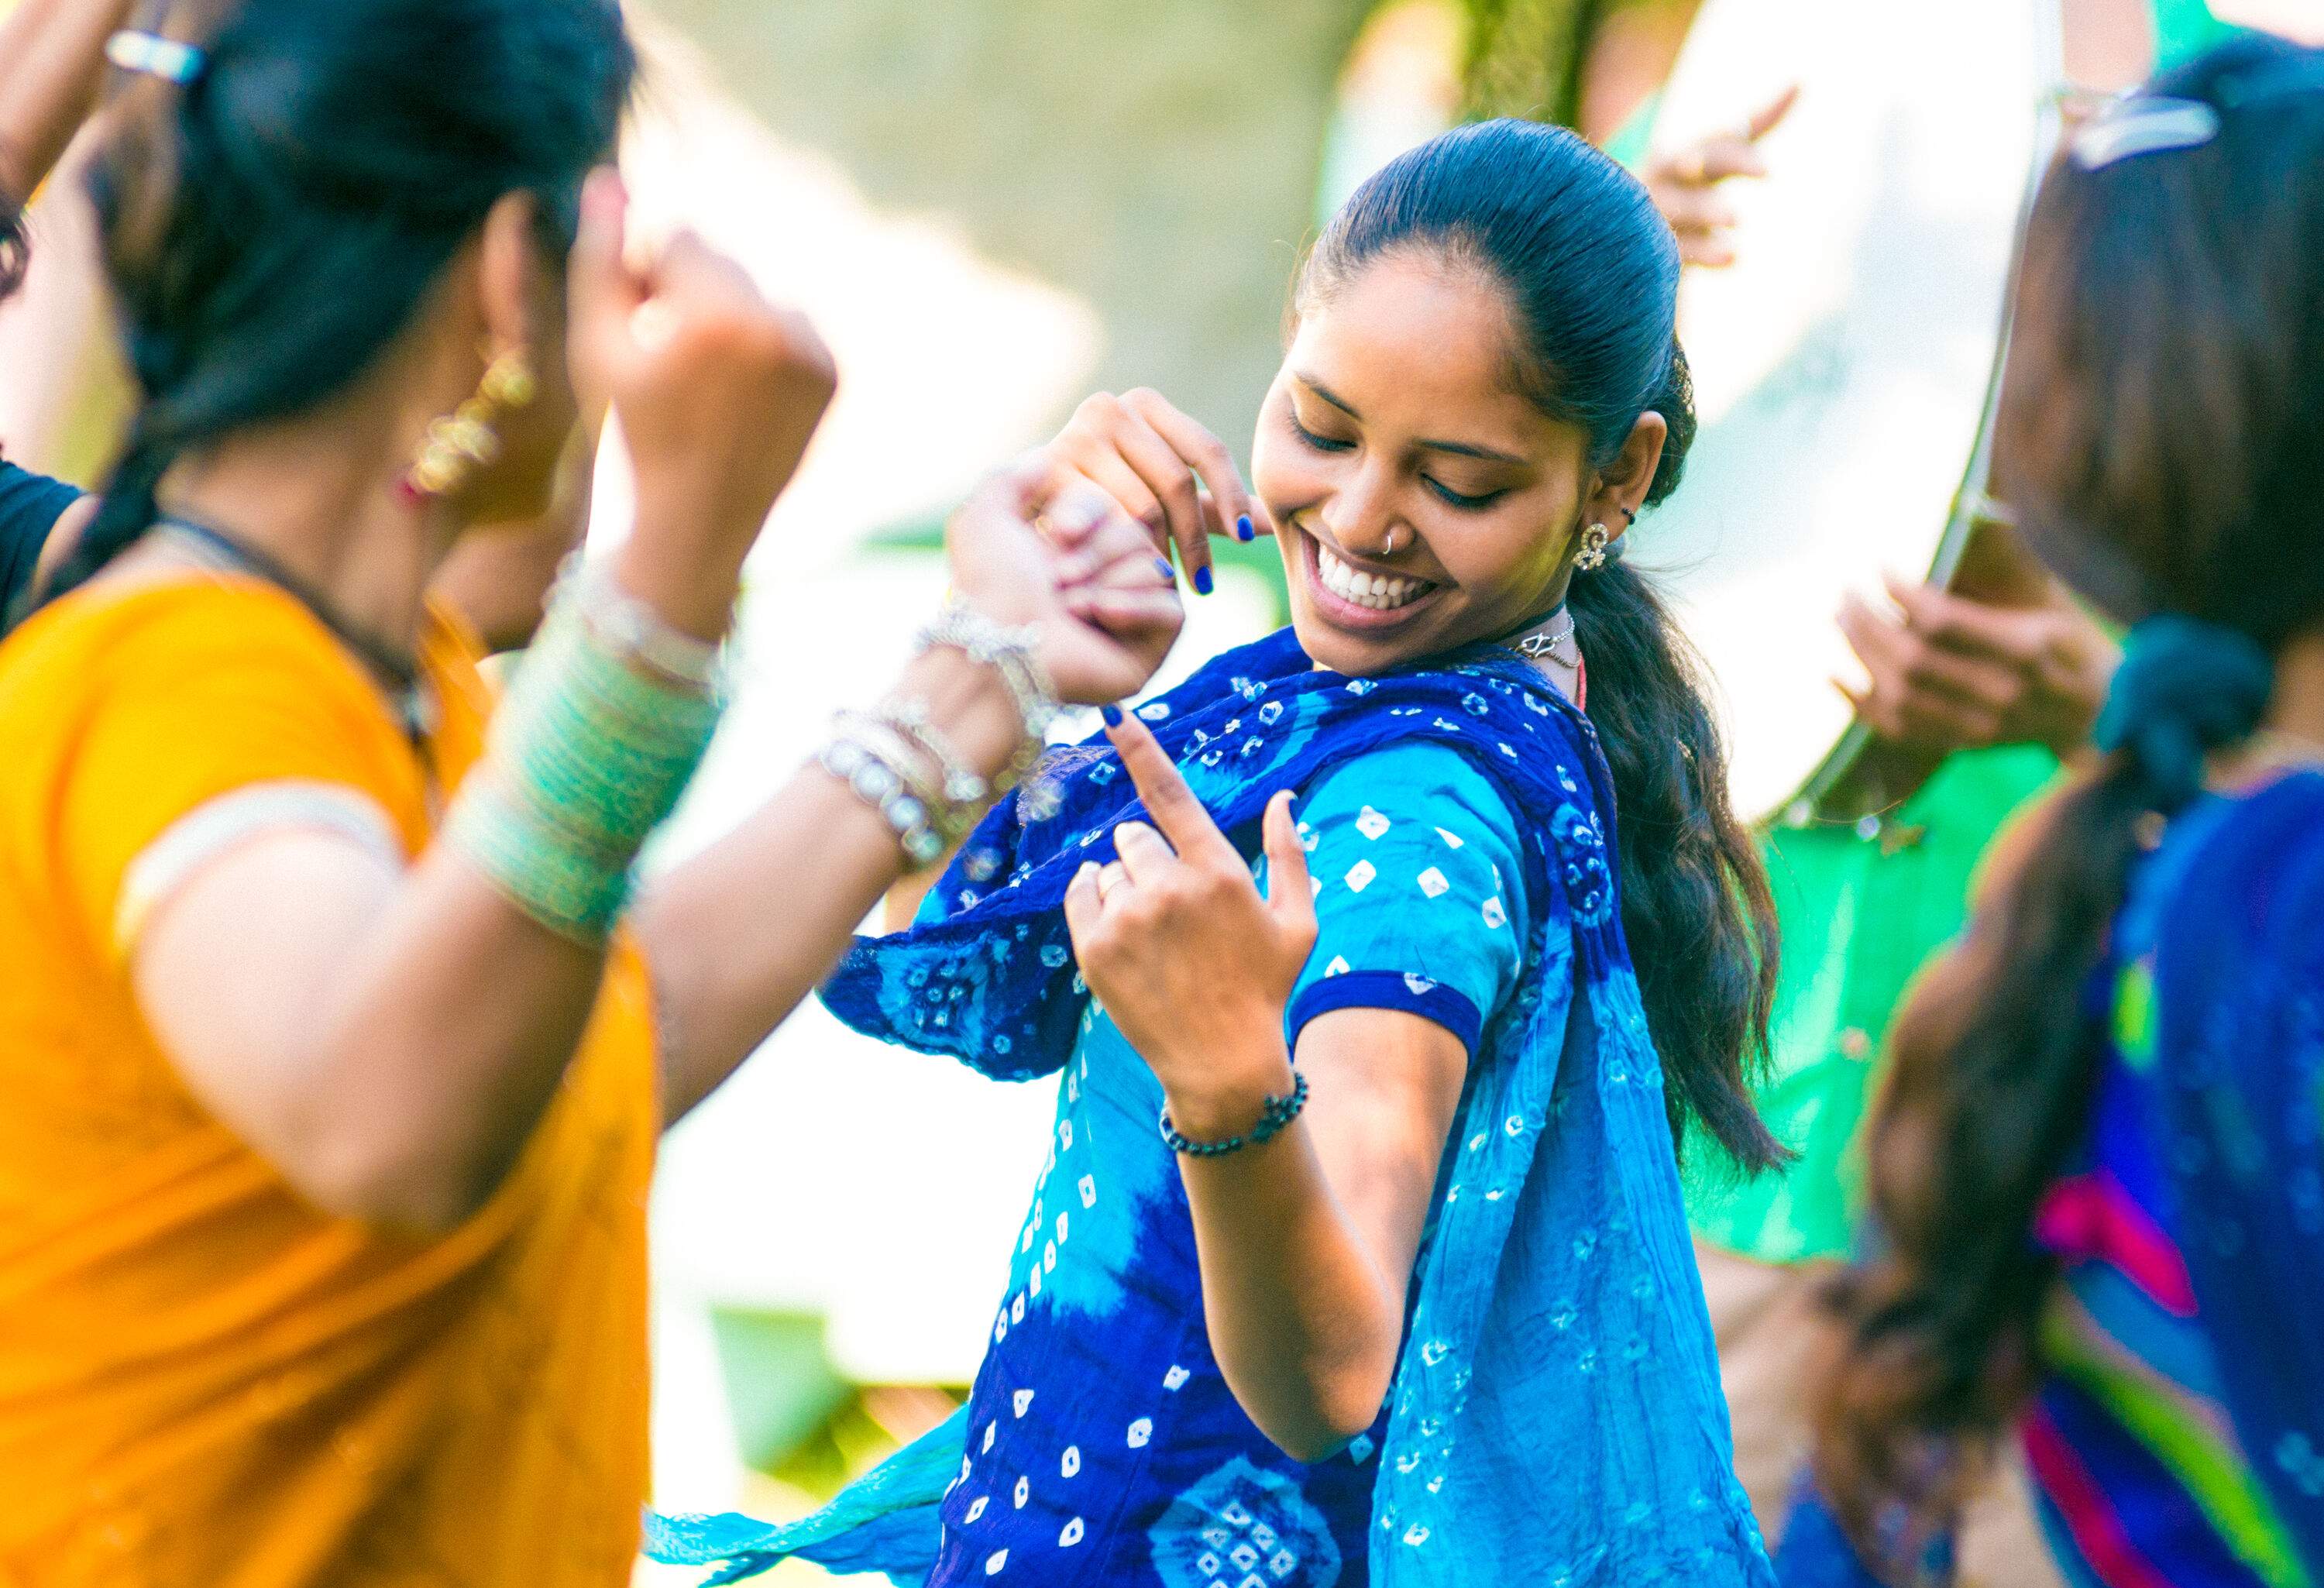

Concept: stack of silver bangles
[[816, 600, 1057, 867]]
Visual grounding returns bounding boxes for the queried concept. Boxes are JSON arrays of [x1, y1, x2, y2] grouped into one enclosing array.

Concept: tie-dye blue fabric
[[649, 627, 1772, 1586]]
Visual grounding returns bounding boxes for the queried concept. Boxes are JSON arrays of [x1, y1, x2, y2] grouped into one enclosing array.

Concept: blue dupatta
[[652, 627, 1771, 1586]]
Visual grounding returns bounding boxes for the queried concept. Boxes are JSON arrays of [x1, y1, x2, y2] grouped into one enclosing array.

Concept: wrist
[[1159, 1039, 1297, 1146], [608, 531, 742, 647], [896, 648, 1026, 785]]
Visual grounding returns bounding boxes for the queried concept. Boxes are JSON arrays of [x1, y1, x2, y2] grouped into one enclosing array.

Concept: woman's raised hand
[[1063, 711, 1316, 1127], [947, 452, 1185, 706], [1045, 387, 1271, 598], [566, 167, 838, 640], [1642, 84, 1797, 269]]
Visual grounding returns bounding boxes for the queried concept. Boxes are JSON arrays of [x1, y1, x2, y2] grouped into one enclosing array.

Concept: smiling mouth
[[1314, 540, 1435, 613]]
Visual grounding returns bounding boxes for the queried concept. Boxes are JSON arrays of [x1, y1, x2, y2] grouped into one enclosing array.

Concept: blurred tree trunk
[[645, 0, 1377, 457]]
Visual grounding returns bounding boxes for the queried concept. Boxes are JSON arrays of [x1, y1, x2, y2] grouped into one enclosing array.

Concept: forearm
[[1171, 1058, 1407, 1463], [639, 645, 1026, 1121], [0, 0, 136, 201], [304, 852, 610, 1225]]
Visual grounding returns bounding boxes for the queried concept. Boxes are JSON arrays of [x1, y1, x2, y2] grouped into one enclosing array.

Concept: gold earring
[[399, 349, 538, 504], [1574, 521, 1610, 572]]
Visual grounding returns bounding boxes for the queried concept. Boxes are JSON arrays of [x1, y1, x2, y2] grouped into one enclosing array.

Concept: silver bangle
[[562, 555, 726, 693], [847, 700, 990, 840], [817, 729, 947, 868], [914, 601, 1058, 760]]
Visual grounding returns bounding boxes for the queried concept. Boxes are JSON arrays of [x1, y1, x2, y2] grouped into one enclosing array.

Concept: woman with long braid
[[1791, 34, 2324, 1588]]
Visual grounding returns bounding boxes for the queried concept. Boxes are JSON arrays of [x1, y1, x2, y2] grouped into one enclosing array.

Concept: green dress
[[1682, 747, 2061, 1262]]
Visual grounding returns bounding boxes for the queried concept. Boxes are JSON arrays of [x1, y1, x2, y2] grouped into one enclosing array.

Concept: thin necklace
[[1504, 607, 1577, 662], [158, 514, 435, 744], [1499, 604, 1586, 709]]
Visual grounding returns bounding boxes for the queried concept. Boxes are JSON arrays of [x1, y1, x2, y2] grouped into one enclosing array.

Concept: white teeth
[[1317, 544, 1428, 612]]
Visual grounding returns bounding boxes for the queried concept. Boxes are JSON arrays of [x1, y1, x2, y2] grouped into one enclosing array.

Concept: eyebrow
[[1295, 374, 1526, 466]]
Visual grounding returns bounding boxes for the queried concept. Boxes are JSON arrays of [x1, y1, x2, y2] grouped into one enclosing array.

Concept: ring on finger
[[1097, 861, 1129, 902]]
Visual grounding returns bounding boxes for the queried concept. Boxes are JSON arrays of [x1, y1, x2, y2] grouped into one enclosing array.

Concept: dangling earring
[[399, 349, 538, 505], [1574, 521, 1610, 572]]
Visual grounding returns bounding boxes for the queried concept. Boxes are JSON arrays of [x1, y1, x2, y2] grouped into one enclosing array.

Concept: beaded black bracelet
[[1157, 1071, 1311, 1158]]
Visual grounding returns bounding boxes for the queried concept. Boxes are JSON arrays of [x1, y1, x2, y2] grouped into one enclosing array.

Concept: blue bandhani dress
[[651, 629, 1774, 1588]]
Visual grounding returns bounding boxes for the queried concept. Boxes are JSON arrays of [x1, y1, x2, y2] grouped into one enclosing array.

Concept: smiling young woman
[[654, 118, 1780, 1588]]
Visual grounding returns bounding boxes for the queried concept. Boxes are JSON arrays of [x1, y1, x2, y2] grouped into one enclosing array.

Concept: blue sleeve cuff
[[1287, 970, 1484, 1059]]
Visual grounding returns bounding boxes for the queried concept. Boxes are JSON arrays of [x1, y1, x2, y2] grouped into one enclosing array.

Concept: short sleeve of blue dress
[[1274, 741, 1528, 1062]]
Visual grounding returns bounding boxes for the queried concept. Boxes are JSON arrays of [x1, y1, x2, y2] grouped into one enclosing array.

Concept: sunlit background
[[2, 1, 2315, 1581]]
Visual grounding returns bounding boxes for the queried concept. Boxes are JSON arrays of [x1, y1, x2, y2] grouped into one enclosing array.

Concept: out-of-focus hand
[[1642, 85, 1798, 269], [568, 168, 837, 638], [1043, 387, 1273, 598], [1063, 710, 1312, 1124], [947, 453, 1184, 706], [1834, 573, 2120, 759]]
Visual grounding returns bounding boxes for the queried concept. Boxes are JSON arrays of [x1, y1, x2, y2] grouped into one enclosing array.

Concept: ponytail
[[1816, 618, 2275, 1559], [1572, 551, 1783, 1170]]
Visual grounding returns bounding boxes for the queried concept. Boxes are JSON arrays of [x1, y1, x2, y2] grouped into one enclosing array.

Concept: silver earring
[[1575, 521, 1610, 572]]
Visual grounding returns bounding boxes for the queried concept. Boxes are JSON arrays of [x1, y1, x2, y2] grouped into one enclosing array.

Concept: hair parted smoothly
[[1816, 34, 2324, 1562], [22, 0, 634, 621], [1298, 117, 1783, 1172]]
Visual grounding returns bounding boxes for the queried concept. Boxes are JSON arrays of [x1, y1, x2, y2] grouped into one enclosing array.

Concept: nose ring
[[1383, 526, 1401, 555]]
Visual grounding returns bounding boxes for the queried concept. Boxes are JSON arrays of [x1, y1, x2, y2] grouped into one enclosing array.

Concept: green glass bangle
[[445, 582, 724, 940]]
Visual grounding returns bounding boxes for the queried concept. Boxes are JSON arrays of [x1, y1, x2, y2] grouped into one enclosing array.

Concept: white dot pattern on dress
[[1344, 859, 1377, 892], [1416, 867, 1450, 899]]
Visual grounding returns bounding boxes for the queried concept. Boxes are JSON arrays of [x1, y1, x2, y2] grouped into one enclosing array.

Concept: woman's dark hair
[[1815, 35, 2324, 1564], [0, 195, 29, 305], [1301, 117, 1784, 1172], [21, 0, 634, 620]]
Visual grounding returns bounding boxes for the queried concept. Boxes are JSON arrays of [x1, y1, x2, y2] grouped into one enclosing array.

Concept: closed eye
[[1290, 413, 1356, 453], [1425, 477, 1507, 511]]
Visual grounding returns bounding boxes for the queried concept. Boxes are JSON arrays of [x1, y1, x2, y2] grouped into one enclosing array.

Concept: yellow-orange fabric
[[0, 576, 658, 1588]]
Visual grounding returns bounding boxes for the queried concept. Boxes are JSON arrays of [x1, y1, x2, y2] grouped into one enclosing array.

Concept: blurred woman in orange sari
[[0, 2, 1181, 1584]]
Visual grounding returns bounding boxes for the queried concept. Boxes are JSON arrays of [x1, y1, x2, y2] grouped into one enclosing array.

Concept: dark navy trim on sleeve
[[1287, 970, 1484, 1058]]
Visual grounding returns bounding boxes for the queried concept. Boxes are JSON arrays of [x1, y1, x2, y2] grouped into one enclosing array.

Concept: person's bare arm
[[0, 0, 137, 204], [1063, 713, 1466, 1460], [643, 465, 1183, 1122], [132, 177, 839, 1233]]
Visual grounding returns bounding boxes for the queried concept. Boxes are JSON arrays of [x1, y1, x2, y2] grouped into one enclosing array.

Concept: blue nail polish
[[1193, 566, 1214, 596], [1101, 703, 1123, 727], [1153, 556, 1176, 581], [1236, 514, 1254, 542]]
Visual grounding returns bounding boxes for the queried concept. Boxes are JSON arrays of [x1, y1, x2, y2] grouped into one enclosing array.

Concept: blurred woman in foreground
[[1786, 33, 2324, 1588], [0, 2, 1178, 1583]]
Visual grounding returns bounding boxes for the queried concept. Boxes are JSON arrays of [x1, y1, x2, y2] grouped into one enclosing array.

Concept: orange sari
[[0, 576, 658, 1587]]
